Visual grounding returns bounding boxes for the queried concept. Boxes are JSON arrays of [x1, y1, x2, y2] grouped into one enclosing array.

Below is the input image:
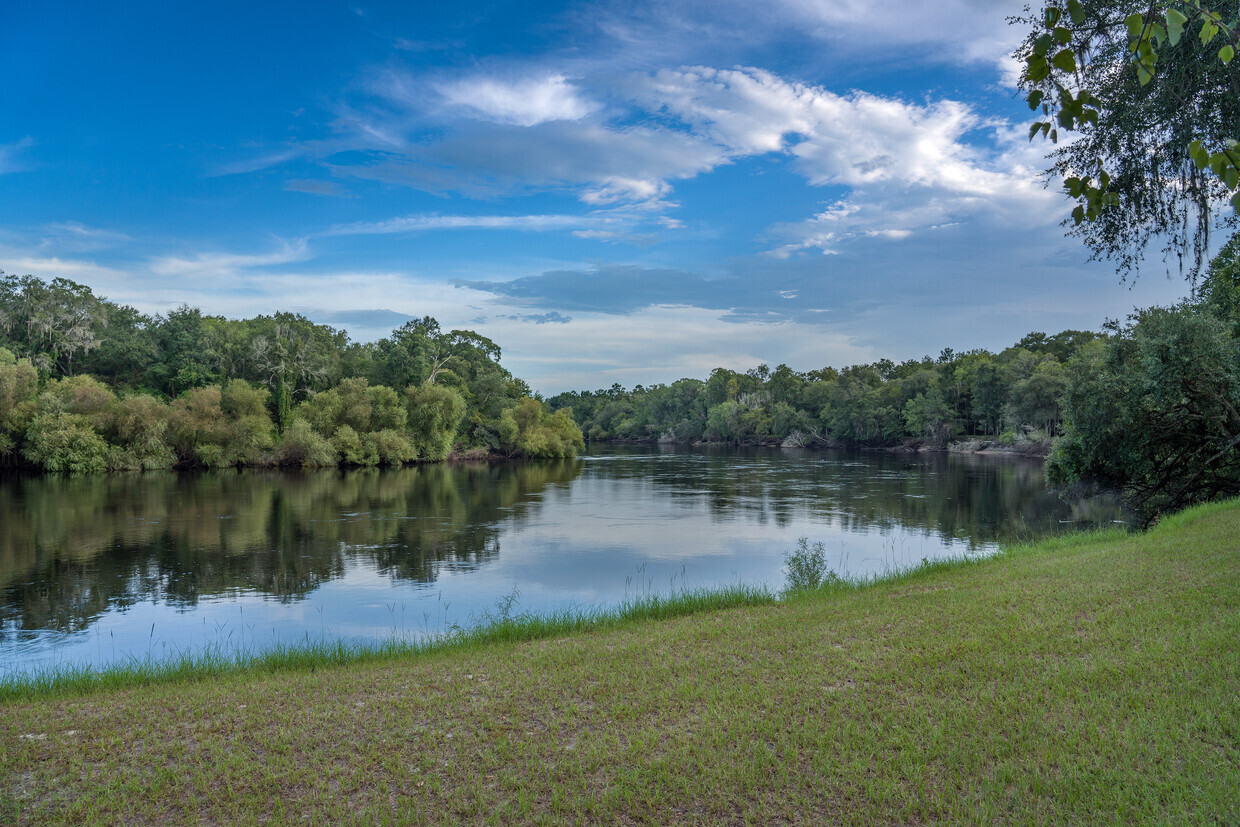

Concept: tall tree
[[0, 273, 107, 375]]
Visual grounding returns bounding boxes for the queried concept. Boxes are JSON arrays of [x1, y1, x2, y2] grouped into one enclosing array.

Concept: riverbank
[[599, 435, 1054, 456], [4, 501, 1238, 823]]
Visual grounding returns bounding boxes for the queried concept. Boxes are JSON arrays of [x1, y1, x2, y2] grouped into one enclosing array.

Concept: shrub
[[406, 384, 467, 460], [783, 538, 839, 593], [101, 394, 174, 470], [369, 428, 416, 465], [332, 424, 379, 466], [273, 419, 335, 467], [169, 381, 273, 466], [22, 412, 110, 473], [494, 398, 586, 458], [0, 349, 38, 459]]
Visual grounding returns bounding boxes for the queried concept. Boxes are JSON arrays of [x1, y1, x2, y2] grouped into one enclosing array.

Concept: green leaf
[[1125, 12, 1145, 38], [1166, 9, 1187, 45], [1029, 122, 1045, 141], [1050, 128, 1058, 144], [1045, 7, 1062, 28], [1051, 48, 1077, 72], [1189, 139, 1210, 170], [1033, 33, 1054, 57], [1137, 62, 1154, 85], [1067, 0, 1085, 24], [1026, 54, 1050, 82], [1220, 45, 1235, 64], [1072, 205, 1086, 225], [1200, 19, 1219, 46], [1057, 109, 1075, 129], [1231, 191, 1240, 214], [1224, 166, 1239, 190], [1053, 26, 1072, 45], [1026, 90, 1044, 110]]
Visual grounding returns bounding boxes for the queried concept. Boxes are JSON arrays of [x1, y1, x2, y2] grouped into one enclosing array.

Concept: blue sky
[[0, 0, 1189, 394]]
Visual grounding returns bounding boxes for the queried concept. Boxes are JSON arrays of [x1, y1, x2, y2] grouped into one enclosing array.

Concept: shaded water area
[[0, 446, 1124, 676]]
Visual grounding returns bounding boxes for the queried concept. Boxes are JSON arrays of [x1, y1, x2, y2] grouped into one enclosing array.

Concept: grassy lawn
[[3, 502, 1239, 824]]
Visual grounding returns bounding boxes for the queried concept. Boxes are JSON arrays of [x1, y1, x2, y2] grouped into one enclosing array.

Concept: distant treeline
[[0, 271, 583, 472], [548, 329, 1099, 448], [548, 235, 1240, 523]]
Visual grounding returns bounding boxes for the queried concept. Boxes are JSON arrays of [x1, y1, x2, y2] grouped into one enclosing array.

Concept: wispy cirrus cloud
[[0, 137, 35, 175], [284, 179, 351, 197], [149, 240, 310, 279], [323, 212, 617, 236]]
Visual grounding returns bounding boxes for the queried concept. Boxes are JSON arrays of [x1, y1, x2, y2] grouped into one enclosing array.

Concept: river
[[0, 445, 1124, 676]]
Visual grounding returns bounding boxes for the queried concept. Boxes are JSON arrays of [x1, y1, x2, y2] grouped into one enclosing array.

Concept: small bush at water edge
[[784, 537, 839, 593]]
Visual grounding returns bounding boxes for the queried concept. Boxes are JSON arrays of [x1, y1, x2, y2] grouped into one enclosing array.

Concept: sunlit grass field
[[3, 501, 1238, 824]]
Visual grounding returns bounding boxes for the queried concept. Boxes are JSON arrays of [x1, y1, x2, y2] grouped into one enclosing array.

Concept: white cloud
[[332, 118, 724, 209], [324, 213, 614, 236], [637, 67, 1020, 195], [486, 305, 879, 394], [322, 57, 1056, 244], [580, 176, 673, 206], [623, 66, 1061, 251], [0, 253, 128, 286], [44, 221, 131, 242], [34, 222, 133, 253], [0, 137, 35, 175], [773, 0, 1027, 72], [148, 240, 310, 279], [285, 179, 350, 197], [435, 74, 600, 126]]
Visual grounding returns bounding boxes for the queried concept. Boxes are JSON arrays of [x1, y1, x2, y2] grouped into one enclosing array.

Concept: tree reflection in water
[[0, 448, 1124, 644], [0, 460, 582, 634]]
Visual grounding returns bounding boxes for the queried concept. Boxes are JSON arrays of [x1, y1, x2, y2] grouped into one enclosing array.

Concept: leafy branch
[[1024, 1, 1240, 222]]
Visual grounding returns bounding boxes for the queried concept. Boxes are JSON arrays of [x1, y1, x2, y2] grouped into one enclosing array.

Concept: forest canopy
[[0, 271, 583, 470]]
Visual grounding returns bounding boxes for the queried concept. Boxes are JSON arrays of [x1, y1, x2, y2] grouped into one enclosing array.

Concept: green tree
[[246, 312, 343, 399], [495, 398, 585, 458], [0, 347, 39, 460], [150, 306, 220, 396], [1049, 304, 1240, 523], [1017, 1, 1240, 278], [903, 386, 958, 444], [1008, 360, 1069, 436], [0, 273, 107, 375], [1198, 232, 1240, 331], [168, 381, 273, 467], [406, 384, 468, 460]]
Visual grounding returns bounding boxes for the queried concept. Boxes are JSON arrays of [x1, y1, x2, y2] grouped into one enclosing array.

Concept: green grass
[[0, 585, 776, 703], [2, 502, 1238, 824]]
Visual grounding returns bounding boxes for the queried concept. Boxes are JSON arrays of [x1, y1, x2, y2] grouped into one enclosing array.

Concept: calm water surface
[[0, 446, 1124, 675]]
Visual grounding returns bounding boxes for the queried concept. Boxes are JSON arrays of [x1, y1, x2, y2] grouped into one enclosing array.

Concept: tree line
[[548, 330, 1101, 449], [0, 272, 583, 472], [550, 236, 1240, 524]]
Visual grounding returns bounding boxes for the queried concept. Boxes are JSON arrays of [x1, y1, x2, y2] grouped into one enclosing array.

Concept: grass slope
[[3, 503, 1239, 824]]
